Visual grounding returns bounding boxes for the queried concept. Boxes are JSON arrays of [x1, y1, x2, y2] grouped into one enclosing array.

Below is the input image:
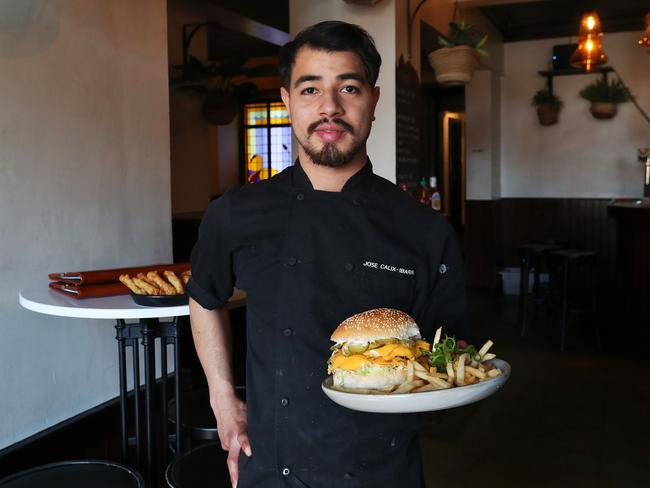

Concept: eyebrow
[[293, 72, 367, 88]]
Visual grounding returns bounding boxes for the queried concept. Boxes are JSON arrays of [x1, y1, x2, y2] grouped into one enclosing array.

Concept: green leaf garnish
[[421, 335, 481, 370]]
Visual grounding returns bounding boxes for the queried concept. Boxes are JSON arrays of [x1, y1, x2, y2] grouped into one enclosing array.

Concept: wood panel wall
[[464, 198, 617, 289]]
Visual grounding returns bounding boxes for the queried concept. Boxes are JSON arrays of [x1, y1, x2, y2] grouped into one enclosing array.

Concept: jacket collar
[[292, 158, 373, 193]]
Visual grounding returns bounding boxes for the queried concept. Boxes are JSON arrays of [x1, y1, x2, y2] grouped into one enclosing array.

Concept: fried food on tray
[[163, 270, 184, 294], [147, 271, 176, 295], [132, 277, 159, 295], [327, 309, 502, 395], [136, 273, 159, 290], [119, 274, 144, 295], [122, 269, 190, 296], [180, 270, 191, 285]]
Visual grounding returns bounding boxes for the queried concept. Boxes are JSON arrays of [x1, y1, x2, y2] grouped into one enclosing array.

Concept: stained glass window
[[244, 101, 292, 184]]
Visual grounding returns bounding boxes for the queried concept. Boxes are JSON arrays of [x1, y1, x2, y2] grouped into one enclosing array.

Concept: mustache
[[307, 118, 354, 135]]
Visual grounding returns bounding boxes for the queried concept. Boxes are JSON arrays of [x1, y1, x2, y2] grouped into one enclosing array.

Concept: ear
[[370, 85, 380, 119], [372, 86, 380, 106], [280, 86, 291, 117]]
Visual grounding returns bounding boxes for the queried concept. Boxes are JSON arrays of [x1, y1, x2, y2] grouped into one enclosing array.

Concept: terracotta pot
[[202, 91, 238, 125], [536, 105, 560, 126], [589, 102, 617, 120], [427, 45, 479, 86]]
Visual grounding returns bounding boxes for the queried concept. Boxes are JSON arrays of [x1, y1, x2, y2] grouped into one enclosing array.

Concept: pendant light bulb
[[639, 13, 650, 50], [571, 12, 608, 71]]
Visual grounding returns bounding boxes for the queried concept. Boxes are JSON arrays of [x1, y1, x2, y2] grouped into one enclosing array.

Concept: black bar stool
[[546, 249, 601, 351], [0, 460, 144, 488], [517, 242, 564, 336], [165, 442, 230, 488]]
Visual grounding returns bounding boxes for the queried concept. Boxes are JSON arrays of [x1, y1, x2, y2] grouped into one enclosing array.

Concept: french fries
[[455, 353, 467, 386], [388, 353, 501, 394], [380, 332, 502, 395], [120, 270, 190, 296], [393, 379, 426, 394]]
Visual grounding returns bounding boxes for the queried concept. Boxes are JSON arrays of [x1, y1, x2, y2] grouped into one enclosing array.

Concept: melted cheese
[[330, 354, 372, 371], [329, 340, 432, 372], [368, 343, 415, 360]]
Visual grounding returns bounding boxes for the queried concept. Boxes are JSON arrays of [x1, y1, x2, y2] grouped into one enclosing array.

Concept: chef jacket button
[[282, 328, 293, 337], [439, 263, 447, 274], [287, 257, 297, 266], [282, 467, 291, 476], [343, 472, 353, 480], [296, 193, 304, 201], [344, 262, 354, 272], [352, 199, 361, 206], [280, 397, 289, 407]]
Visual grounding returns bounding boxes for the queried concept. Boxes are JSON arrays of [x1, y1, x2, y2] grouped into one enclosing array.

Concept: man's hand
[[189, 300, 251, 486], [211, 392, 252, 488]]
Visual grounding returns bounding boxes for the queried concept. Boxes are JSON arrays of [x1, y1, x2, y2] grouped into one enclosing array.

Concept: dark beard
[[303, 117, 365, 167], [302, 139, 365, 168]]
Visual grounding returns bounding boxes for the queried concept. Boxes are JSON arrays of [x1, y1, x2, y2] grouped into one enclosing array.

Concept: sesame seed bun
[[330, 308, 421, 343]]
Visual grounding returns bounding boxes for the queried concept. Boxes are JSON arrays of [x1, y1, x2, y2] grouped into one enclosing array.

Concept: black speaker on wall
[[552, 44, 578, 70]]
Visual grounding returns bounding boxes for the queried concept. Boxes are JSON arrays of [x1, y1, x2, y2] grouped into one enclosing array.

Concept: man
[[187, 21, 467, 488]]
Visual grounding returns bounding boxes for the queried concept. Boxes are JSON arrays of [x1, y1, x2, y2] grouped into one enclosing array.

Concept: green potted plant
[[170, 57, 277, 125], [531, 89, 563, 126], [428, 21, 488, 86], [579, 77, 631, 120]]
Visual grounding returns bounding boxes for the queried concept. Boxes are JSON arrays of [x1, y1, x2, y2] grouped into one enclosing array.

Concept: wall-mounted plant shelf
[[538, 66, 613, 95]]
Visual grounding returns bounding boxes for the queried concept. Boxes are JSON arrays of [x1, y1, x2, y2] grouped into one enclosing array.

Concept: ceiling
[[186, 0, 648, 57], [207, 0, 289, 32], [479, 0, 649, 42], [177, 0, 289, 61]]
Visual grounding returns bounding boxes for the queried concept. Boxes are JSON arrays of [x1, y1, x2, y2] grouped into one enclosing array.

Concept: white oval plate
[[321, 359, 511, 413]]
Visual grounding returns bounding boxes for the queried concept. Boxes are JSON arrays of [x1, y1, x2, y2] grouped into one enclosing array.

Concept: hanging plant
[[531, 89, 563, 126], [427, 20, 488, 86], [579, 77, 631, 120], [170, 57, 278, 125]]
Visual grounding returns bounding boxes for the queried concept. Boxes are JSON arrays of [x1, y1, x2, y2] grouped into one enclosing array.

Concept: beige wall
[[0, 0, 171, 449], [466, 69, 502, 199], [501, 32, 650, 198]]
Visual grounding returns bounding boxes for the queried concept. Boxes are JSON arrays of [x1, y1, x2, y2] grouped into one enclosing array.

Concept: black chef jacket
[[187, 159, 468, 488]]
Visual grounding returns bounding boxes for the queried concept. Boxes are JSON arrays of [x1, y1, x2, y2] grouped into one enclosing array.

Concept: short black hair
[[278, 21, 382, 88]]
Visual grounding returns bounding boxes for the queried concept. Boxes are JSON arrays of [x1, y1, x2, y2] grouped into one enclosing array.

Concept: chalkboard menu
[[395, 55, 423, 190]]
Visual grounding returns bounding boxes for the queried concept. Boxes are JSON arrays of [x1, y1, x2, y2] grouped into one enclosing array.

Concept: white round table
[[19, 288, 189, 319], [19, 286, 245, 486]]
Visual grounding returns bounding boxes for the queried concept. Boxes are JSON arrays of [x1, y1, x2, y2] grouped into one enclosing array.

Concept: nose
[[319, 89, 343, 118]]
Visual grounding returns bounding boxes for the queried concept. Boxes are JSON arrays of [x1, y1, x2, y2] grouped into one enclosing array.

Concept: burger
[[327, 308, 431, 391]]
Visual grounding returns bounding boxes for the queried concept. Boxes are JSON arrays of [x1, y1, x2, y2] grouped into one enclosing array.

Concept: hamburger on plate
[[327, 308, 431, 391]]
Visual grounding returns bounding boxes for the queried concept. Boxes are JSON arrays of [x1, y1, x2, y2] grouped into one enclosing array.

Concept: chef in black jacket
[[187, 21, 468, 488]]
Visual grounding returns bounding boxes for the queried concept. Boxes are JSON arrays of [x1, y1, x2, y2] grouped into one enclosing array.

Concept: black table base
[[115, 318, 187, 487]]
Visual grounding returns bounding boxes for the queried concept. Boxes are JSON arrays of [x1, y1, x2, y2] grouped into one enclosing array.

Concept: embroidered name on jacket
[[362, 261, 415, 275]]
